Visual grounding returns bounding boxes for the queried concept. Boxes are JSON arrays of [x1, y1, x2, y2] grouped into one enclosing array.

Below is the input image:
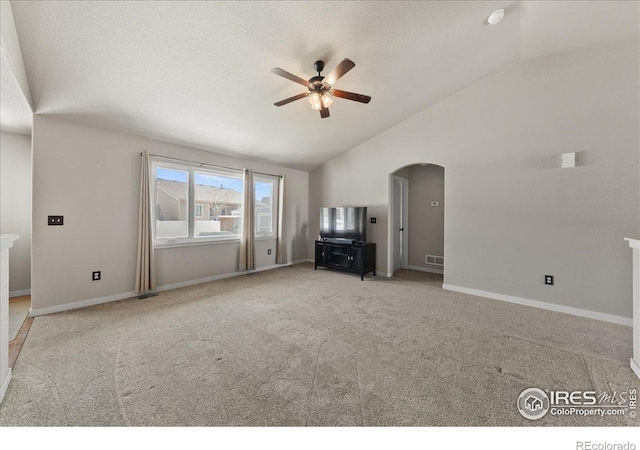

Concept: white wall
[[309, 41, 639, 319], [405, 164, 445, 271], [0, 130, 31, 294], [31, 116, 308, 311]]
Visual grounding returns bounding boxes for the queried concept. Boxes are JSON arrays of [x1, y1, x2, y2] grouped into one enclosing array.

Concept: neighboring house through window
[[254, 175, 278, 237], [152, 159, 244, 245]]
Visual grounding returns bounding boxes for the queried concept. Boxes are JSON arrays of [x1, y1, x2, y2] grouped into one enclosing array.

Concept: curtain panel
[[239, 168, 255, 271], [276, 175, 286, 264], [134, 150, 156, 294]]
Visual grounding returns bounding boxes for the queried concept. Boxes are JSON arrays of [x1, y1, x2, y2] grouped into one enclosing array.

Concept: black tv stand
[[315, 240, 376, 280]]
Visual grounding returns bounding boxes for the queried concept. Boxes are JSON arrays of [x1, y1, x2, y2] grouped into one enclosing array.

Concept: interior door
[[392, 177, 405, 272]]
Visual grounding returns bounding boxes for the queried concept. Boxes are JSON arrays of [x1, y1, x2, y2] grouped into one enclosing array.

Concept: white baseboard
[[1, 369, 12, 404], [30, 290, 137, 317], [443, 284, 632, 327], [250, 263, 291, 273], [9, 289, 31, 298], [631, 359, 640, 381], [155, 271, 244, 292], [292, 258, 313, 264], [407, 265, 444, 275], [156, 263, 291, 292], [30, 263, 294, 316]]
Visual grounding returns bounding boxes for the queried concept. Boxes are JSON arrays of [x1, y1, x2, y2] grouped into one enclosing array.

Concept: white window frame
[[151, 158, 244, 248], [253, 174, 278, 239]]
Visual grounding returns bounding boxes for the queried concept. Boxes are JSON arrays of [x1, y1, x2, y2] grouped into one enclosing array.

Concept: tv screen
[[319, 207, 367, 241]]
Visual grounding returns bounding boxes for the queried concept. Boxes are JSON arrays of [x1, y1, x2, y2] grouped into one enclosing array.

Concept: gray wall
[[407, 164, 445, 271], [0, 130, 31, 294], [31, 116, 309, 311], [309, 41, 639, 319]]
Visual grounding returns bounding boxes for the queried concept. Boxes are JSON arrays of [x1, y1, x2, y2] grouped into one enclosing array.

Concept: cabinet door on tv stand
[[315, 242, 325, 268], [350, 247, 363, 272]]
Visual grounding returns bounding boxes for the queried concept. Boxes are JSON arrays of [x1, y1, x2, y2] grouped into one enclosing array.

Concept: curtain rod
[[143, 152, 283, 178]]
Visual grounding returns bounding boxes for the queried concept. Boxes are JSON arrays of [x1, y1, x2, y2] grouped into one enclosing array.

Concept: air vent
[[425, 255, 444, 266]]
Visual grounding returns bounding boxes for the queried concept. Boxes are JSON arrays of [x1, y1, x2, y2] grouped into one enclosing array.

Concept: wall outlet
[[267, 249, 271, 255], [48, 215, 64, 226], [431, 201, 439, 207], [544, 275, 554, 285], [92, 271, 101, 281], [370, 217, 377, 224]]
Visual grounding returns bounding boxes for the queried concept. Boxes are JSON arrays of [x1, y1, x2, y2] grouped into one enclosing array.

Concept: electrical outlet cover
[[48, 215, 64, 226]]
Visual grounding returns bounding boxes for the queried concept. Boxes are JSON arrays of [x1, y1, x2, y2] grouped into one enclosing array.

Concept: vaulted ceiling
[[6, 1, 639, 170], [0, 47, 32, 135]]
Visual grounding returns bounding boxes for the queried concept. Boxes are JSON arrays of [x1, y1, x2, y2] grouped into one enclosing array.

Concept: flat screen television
[[319, 207, 367, 242]]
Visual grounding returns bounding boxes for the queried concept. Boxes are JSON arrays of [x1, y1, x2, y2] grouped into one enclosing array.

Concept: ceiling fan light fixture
[[321, 94, 333, 108], [309, 92, 322, 110]]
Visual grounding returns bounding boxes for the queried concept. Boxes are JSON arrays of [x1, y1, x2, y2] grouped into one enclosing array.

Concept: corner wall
[[309, 40, 640, 319], [31, 116, 309, 311], [0, 130, 31, 294]]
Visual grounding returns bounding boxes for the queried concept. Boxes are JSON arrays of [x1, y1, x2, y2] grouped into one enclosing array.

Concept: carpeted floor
[[1, 263, 638, 426]]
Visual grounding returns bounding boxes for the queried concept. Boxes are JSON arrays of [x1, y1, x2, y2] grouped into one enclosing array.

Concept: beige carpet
[[1, 264, 638, 426], [8, 299, 30, 342]]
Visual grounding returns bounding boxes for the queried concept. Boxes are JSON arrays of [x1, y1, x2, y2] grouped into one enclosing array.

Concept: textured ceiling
[[10, 1, 639, 170], [0, 47, 32, 135]]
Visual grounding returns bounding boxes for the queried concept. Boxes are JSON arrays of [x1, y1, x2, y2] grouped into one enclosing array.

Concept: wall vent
[[425, 255, 444, 266]]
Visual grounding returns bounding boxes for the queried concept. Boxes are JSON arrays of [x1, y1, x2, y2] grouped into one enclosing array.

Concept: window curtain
[[239, 168, 255, 271], [276, 175, 287, 264], [135, 150, 156, 294]]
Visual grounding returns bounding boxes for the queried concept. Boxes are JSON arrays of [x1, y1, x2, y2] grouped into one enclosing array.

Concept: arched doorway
[[388, 163, 445, 276]]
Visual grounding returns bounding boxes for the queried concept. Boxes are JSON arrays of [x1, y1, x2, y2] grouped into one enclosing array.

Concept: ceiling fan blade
[[324, 58, 356, 85], [331, 89, 371, 104], [274, 93, 308, 107], [320, 105, 330, 119], [271, 67, 311, 88]]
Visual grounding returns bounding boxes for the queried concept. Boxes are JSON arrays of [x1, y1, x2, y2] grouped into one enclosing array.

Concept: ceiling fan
[[271, 59, 371, 119]]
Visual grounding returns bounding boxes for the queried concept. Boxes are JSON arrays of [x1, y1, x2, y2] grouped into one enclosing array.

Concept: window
[[254, 175, 278, 237], [152, 159, 244, 246], [335, 207, 345, 231], [154, 167, 189, 239]]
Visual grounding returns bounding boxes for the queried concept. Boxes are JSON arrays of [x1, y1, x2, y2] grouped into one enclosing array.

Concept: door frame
[[388, 174, 409, 275]]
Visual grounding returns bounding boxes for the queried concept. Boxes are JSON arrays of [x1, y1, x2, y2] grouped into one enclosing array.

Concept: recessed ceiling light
[[487, 9, 505, 25]]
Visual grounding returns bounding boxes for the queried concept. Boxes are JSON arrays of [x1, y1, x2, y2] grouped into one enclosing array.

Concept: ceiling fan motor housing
[[308, 75, 326, 90]]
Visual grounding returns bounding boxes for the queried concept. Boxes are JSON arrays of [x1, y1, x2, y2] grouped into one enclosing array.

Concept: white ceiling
[[9, 1, 639, 170], [0, 46, 32, 135]]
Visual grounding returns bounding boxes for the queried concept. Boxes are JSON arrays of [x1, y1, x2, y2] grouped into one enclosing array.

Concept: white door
[[392, 177, 405, 272]]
